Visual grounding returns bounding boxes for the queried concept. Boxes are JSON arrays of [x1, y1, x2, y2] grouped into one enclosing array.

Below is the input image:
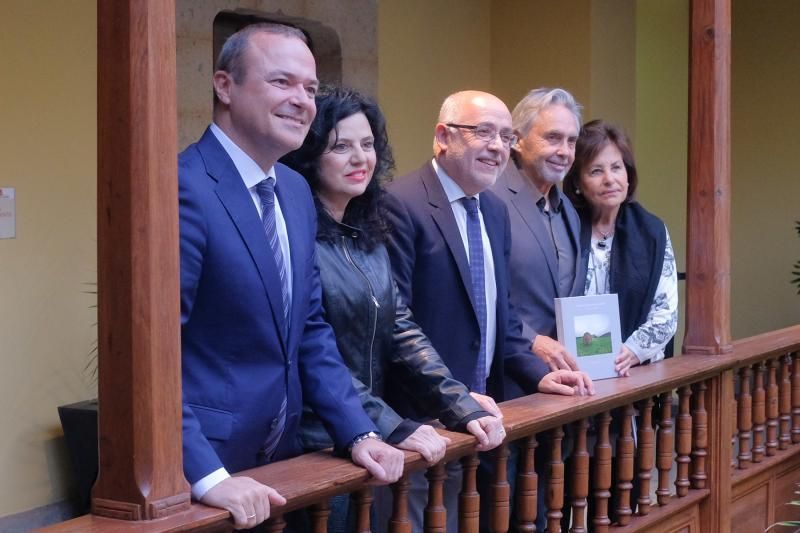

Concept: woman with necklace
[[281, 87, 505, 531], [564, 119, 678, 376]]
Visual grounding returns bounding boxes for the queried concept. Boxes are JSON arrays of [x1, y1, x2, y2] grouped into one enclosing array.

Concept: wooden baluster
[[310, 500, 331, 533], [767, 358, 780, 456], [459, 453, 480, 533], [691, 381, 708, 489], [515, 436, 538, 533], [615, 405, 635, 526], [793, 353, 800, 443], [424, 463, 447, 532], [264, 515, 286, 532], [656, 392, 674, 505], [546, 426, 565, 533], [731, 387, 738, 469], [636, 398, 655, 516], [571, 419, 590, 532], [593, 411, 613, 532], [490, 443, 510, 533], [675, 386, 692, 497], [752, 362, 767, 462], [737, 366, 753, 467], [391, 474, 412, 533], [780, 354, 792, 450], [354, 488, 373, 533]]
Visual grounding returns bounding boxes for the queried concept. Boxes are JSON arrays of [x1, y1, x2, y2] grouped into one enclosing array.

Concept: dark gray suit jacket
[[490, 162, 586, 342]]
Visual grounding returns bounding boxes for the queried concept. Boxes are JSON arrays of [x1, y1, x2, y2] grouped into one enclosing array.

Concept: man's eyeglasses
[[446, 123, 517, 148]]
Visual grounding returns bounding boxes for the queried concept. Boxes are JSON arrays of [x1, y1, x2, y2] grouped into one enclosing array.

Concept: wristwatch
[[347, 431, 382, 454]]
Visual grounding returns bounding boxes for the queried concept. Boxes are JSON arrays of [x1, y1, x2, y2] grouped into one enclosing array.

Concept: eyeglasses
[[446, 122, 517, 148]]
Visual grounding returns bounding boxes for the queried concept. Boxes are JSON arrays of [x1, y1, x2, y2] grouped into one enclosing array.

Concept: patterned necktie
[[461, 197, 487, 394], [255, 178, 291, 330], [255, 177, 289, 460]]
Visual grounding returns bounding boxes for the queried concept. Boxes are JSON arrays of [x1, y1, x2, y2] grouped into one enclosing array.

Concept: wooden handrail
[[45, 324, 800, 531]]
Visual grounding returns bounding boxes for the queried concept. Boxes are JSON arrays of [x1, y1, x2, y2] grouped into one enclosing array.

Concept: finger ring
[[247, 514, 256, 519]]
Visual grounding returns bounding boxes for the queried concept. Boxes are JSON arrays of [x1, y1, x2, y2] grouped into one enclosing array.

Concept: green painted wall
[[730, 0, 800, 336], [378, 0, 492, 175]]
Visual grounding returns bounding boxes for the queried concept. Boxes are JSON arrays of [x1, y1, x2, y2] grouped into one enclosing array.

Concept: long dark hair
[[281, 86, 394, 249]]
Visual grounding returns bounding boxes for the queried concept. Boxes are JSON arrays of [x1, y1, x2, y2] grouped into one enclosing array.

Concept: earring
[[575, 189, 581, 195]]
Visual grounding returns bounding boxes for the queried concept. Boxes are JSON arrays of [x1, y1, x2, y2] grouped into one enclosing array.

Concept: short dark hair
[[215, 22, 308, 83], [280, 86, 395, 249], [563, 119, 638, 210]]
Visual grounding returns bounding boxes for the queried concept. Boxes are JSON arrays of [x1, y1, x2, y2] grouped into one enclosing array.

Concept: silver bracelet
[[348, 431, 382, 453]]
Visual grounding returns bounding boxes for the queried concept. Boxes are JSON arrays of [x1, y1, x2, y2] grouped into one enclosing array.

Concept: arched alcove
[[176, 1, 377, 150]]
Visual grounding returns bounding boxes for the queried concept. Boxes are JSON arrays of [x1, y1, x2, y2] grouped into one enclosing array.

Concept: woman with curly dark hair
[[281, 87, 503, 531]]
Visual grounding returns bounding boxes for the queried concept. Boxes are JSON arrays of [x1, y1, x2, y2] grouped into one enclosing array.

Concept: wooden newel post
[[683, 0, 733, 356], [93, 0, 189, 519], [685, 3, 733, 531]]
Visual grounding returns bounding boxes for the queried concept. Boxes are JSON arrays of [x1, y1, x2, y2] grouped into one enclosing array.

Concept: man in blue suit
[[180, 23, 403, 529], [383, 90, 593, 530]]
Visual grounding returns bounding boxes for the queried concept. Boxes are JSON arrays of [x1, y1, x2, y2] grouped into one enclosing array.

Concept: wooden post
[[685, 4, 734, 528], [514, 437, 538, 532], [425, 463, 447, 532], [92, 0, 189, 519], [459, 453, 481, 532], [593, 412, 612, 532], [391, 475, 413, 533], [683, 0, 733, 355], [699, 371, 734, 532], [636, 398, 655, 515]]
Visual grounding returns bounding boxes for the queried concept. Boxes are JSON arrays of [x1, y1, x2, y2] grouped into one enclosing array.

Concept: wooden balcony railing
[[45, 324, 800, 532]]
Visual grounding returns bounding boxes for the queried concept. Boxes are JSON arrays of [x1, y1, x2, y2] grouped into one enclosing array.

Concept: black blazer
[[383, 161, 549, 411]]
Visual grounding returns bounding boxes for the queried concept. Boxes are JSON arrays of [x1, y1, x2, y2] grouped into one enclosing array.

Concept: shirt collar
[[431, 158, 480, 205], [533, 182, 563, 214], [210, 123, 277, 188]]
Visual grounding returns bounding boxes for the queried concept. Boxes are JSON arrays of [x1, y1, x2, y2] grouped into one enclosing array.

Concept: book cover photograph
[[555, 294, 622, 380]]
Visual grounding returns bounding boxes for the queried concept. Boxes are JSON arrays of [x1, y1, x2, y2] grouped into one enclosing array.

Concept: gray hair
[[215, 22, 308, 84], [512, 88, 582, 137], [437, 92, 464, 124]]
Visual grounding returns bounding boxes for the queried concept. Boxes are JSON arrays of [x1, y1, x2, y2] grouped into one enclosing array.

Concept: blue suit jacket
[[179, 128, 375, 484], [490, 163, 586, 341], [383, 161, 550, 407]]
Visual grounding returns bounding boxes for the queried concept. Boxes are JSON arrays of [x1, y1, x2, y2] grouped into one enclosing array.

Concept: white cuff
[[191, 467, 230, 500]]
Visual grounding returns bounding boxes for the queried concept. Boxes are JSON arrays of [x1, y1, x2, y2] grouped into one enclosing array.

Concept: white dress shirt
[[432, 159, 497, 376], [190, 124, 295, 500]]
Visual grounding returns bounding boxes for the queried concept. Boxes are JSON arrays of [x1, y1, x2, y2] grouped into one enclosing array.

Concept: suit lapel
[[420, 164, 479, 313], [504, 165, 560, 292], [563, 196, 586, 296], [199, 130, 289, 350], [274, 169, 305, 352]]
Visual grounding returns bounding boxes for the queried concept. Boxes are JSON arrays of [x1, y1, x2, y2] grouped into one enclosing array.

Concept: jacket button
[[471, 340, 480, 349]]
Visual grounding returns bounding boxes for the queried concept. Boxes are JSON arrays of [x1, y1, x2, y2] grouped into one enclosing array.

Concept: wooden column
[[698, 371, 733, 532], [93, 0, 188, 519], [682, 0, 733, 355]]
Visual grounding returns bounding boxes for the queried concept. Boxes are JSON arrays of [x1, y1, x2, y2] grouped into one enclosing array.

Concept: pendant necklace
[[594, 227, 613, 249]]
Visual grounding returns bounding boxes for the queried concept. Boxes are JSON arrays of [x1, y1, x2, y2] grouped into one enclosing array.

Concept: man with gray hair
[[490, 88, 587, 377], [383, 89, 593, 531], [490, 87, 586, 529]]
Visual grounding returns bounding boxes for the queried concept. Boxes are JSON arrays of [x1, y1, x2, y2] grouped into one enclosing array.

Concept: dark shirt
[[534, 185, 576, 297]]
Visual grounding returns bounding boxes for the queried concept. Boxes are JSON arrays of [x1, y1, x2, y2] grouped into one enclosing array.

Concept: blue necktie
[[255, 178, 291, 330], [461, 197, 487, 394], [255, 177, 289, 460]]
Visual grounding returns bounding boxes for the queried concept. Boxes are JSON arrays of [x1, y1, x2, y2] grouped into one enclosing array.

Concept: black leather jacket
[[299, 223, 487, 451]]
